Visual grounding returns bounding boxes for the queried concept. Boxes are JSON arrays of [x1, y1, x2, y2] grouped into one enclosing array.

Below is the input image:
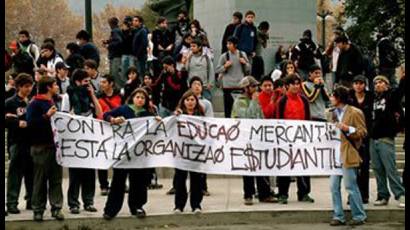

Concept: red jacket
[[98, 92, 122, 119], [258, 89, 285, 119], [276, 91, 310, 120]]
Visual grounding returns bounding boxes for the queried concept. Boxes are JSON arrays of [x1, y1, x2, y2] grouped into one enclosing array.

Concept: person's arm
[[242, 52, 251, 73], [207, 56, 215, 88], [215, 53, 227, 74], [4, 101, 19, 129], [341, 109, 367, 141], [103, 106, 124, 122], [247, 93, 264, 119]]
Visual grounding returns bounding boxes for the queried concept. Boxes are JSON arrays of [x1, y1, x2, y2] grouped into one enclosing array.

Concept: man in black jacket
[[291, 29, 321, 80], [5, 73, 34, 214], [132, 15, 149, 80], [221, 11, 242, 54], [103, 17, 124, 88], [335, 35, 364, 88], [370, 75, 405, 208], [375, 31, 400, 88], [76, 30, 100, 68]]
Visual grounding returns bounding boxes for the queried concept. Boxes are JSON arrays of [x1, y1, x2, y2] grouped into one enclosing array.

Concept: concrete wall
[[194, 0, 317, 74]]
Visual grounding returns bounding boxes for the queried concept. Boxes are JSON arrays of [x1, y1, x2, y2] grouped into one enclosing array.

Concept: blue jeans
[[121, 55, 135, 83], [370, 138, 405, 200], [330, 168, 366, 222], [110, 57, 123, 88], [135, 56, 147, 83]]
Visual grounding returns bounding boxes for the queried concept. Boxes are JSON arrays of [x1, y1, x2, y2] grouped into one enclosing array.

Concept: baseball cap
[[352, 75, 367, 84], [55, 62, 70, 70], [239, 76, 259, 88]]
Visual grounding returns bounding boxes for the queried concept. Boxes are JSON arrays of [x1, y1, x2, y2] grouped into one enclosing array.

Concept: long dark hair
[[126, 87, 155, 114], [176, 90, 205, 116], [280, 60, 298, 79]]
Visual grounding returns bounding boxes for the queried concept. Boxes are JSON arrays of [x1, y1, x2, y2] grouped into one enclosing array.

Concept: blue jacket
[[108, 27, 123, 59], [132, 26, 148, 59], [80, 42, 100, 67], [234, 22, 257, 55], [26, 95, 55, 145]]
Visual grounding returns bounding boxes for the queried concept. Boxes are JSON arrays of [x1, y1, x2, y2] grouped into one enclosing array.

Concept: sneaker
[[101, 188, 109, 196], [7, 206, 20, 214], [103, 213, 114, 220], [70, 207, 80, 214], [329, 219, 346, 226], [193, 208, 202, 214], [173, 208, 182, 214], [33, 212, 43, 222], [374, 198, 389, 206], [136, 208, 146, 218], [125, 184, 129, 193], [398, 196, 405, 208], [260, 196, 278, 203], [51, 209, 65, 220], [244, 198, 253, 205], [348, 219, 365, 226], [148, 183, 164, 190], [203, 190, 211, 196], [299, 195, 315, 203], [166, 187, 176, 195], [278, 195, 288, 204], [84, 205, 98, 212]]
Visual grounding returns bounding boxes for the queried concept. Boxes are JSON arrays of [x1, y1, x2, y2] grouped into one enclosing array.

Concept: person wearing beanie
[[370, 73, 405, 208]]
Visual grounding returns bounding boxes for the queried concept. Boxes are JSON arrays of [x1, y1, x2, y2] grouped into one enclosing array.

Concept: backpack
[[226, 50, 249, 75]]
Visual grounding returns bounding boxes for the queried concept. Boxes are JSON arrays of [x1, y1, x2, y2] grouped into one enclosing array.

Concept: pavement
[[5, 177, 405, 229]]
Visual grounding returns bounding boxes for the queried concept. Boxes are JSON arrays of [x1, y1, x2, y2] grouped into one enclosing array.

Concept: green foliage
[[344, 0, 405, 58]]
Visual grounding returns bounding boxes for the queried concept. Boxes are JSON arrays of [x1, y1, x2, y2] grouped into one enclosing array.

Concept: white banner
[[51, 112, 343, 176]]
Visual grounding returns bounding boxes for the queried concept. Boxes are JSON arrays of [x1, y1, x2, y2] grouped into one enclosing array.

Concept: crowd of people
[[4, 8, 406, 226]]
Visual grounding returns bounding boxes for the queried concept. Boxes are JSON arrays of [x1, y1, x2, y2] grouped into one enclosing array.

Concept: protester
[[18, 30, 40, 68], [231, 76, 276, 205], [370, 75, 405, 208], [38, 42, 64, 78], [152, 16, 175, 61], [375, 30, 400, 88], [5, 73, 34, 214], [276, 74, 314, 204], [84, 59, 102, 94], [65, 42, 85, 77], [329, 85, 367, 226], [102, 88, 161, 219], [221, 11, 243, 54], [253, 21, 270, 80], [103, 17, 124, 88], [183, 38, 215, 101], [97, 74, 123, 196], [173, 10, 191, 49], [301, 64, 329, 121], [132, 15, 149, 79], [279, 60, 299, 79], [26, 76, 64, 221], [216, 36, 251, 118], [122, 66, 141, 103], [5, 73, 17, 100], [334, 34, 364, 88], [275, 45, 287, 70], [258, 75, 276, 119], [348, 75, 373, 204], [9, 40, 35, 76], [290, 29, 321, 80], [173, 90, 205, 213], [76, 30, 100, 68], [234, 10, 257, 60], [55, 62, 71, 94], [62, 69, 102, 214], [121, 16, 136, 83]]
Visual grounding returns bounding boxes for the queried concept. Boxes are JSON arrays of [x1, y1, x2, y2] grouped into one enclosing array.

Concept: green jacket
[[231, 94, 264, 119]]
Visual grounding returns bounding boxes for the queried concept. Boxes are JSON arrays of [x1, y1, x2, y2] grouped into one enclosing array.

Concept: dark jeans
[[104, 168, 149, 217], [201, 173, 208, 191], [7, 143, 33, 209], [30, 144, 63, 213], [251, 56, 264, 81], [357, 139, 370, 201], [174, 169, 203, 211], [243, 176, 271, 200], [135, 56, 147, 82], [223, 89, 241, 118], [67, 168, 96, 208], [277, 176, 311, 199], [98, 170, 109, 190]]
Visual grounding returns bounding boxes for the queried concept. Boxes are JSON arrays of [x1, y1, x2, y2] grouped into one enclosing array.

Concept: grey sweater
[[215, 50, 251, 89], [185, 53, 215, 86]]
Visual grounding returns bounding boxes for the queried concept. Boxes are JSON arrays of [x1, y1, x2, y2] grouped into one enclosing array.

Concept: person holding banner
[[102, 88, 161, 219], [329, 85, 367, 226], [276, 74, 315, 204], [231, 76, 276, 205], [173, 90, 206, 213]]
